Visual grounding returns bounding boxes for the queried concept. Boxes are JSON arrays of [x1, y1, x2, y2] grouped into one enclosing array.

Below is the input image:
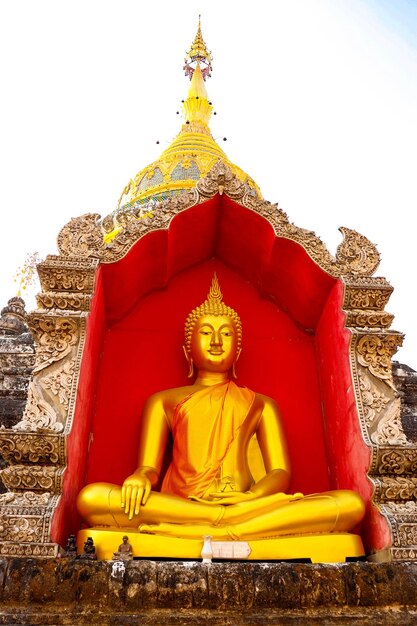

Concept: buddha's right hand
[[121, 468, 153, 520]]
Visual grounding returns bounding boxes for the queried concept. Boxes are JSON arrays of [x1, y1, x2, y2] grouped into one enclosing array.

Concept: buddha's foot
[[139, 521, 234, 540], [139, 524, 158, 535]]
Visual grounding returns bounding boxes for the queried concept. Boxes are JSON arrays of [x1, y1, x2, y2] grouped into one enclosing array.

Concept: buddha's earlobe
[[232, 348, 242, 380], [183, 345, 194, 379]]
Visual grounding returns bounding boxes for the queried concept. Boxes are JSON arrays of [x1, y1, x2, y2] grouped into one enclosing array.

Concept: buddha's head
[[184, 274, 242, 377]]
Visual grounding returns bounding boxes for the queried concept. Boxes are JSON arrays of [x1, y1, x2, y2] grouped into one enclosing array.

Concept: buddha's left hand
[[191, 491, 257, 505]]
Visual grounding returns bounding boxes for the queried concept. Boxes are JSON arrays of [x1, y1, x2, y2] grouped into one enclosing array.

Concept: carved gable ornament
[[56, 161, 381, 278]]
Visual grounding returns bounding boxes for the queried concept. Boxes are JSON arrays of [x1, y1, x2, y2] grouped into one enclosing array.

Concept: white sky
[[0, 0, 416, 369]]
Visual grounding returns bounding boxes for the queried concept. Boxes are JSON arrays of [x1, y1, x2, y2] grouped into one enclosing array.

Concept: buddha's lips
[[208, 349, 224, 355]]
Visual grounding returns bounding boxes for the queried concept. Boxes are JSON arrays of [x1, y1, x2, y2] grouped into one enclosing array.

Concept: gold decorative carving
[[345, 310, 394, 329], [392, 548, 417, 560], [343, 282, 393, 311], [101, 189, 198, 264], [13, 382, 63, 433], [181, 120, 212, 136], [0, 542, 59, 557], [37, 258, 97, 293], [0, 465, 63, 493], [398, 525, 417, 547], [0, 491, 58, 546], [197, 160, 247, 200], [41, 360, 76, 409], [245, 197, 298, 233], [111, 200, 158, 228], [57, 213, 103, 259], [0, 431, 65, 465], [359, 372, 390, 427], [370, 448, 417, 476], [372, 398, 408, 446], [0, 515, 45, 543], [101, 214, 117, 235], [0, 490, 51, 507], [356, 334, 403, 381], [385, 501, 417, 515], [378, 502, 417, 558], [39, 255, 98, 270], [335, 227, 380, 276], [44, 164, 384, 282], [373, 477, 417, 501], [60, 163, 383, 280], [358, 370, 407, 445], [343, 276, 392, 288], [12, 312, 85, 434], [36, 292, 92, 312], [349, 319, 417, 561], [28, 316, 79, 374]]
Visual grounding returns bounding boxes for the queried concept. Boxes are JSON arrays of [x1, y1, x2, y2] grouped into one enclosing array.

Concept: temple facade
[[1, 21, 417, 567]]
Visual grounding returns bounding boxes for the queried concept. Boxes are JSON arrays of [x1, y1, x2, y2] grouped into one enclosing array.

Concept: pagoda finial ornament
[[114, 17, 261, 218], [181, 17, 213, 128], [184, 16, 213, 81]]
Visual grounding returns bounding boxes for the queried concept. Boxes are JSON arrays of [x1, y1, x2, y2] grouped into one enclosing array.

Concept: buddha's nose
[[211, 330, 222, 346]]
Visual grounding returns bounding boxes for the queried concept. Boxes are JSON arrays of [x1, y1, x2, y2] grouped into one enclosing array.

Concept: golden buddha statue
[[77, 274, 365, 562]]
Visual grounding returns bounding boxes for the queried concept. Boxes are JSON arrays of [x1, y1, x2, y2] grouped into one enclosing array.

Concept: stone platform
[[1, 558, 417, 625]]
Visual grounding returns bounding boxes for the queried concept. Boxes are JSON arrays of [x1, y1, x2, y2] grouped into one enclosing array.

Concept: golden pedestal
[[77, 528, 365, 563]]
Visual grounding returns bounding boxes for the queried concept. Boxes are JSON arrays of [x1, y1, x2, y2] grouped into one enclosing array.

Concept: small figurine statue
[[63, 533, 78, 558], [79, 536, 97, 560], [113, 535, 133, 560]]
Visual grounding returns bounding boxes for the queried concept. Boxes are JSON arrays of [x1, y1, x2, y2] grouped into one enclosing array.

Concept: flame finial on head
[[207, 272, 222, 302], [184, 273, 242, 352]]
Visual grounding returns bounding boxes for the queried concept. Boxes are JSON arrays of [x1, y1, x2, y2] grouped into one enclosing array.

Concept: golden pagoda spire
[[180, 18, 213, 131], [181, 63, 213, 129]]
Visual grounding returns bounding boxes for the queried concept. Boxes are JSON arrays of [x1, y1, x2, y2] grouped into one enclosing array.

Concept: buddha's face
[[190, 314, 239, 373]]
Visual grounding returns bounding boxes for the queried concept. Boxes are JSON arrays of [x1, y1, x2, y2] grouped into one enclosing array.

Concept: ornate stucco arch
[[0, 162, 415, 561]]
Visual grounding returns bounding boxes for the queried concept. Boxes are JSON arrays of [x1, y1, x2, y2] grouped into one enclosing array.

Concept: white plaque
[[211, 541, 251, 559]]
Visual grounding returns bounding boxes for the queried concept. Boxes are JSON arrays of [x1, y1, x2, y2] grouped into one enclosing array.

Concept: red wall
[[316, 281, 391, 551], [51, 269, 107, 544]]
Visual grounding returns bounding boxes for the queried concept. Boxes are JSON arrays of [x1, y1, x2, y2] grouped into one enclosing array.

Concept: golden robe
[[161, 382, 255, 499]]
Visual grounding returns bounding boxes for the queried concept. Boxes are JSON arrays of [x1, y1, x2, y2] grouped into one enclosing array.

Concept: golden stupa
[[108, 19, 261, 241]]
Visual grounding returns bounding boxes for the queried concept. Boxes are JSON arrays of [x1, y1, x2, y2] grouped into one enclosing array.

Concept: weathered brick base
[[1, 559, 417, 625]]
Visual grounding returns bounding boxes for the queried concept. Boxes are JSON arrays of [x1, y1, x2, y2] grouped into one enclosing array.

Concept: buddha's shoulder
[[144, 385, 196, 409], [251, 391, 281, 413]]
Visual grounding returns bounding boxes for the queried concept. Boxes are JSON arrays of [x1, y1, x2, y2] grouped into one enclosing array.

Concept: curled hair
[[184, 273, 242, 352]]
